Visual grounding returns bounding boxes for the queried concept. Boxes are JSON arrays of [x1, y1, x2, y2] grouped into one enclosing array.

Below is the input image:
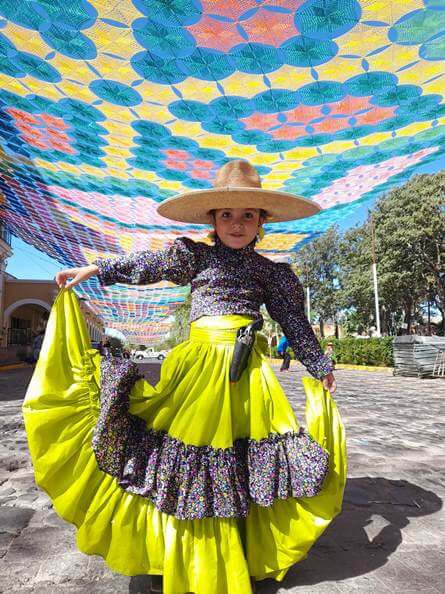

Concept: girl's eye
[[221, 211, 231, 218], [244, 212, 254, 219]]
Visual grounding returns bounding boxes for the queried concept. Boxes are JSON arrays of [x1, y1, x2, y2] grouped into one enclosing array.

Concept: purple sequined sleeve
[[93, 237, 197, 286], [264, 264, 333, 380]]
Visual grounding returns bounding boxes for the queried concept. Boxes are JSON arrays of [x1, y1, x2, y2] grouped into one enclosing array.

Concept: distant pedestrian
[[324, 342, 337, 370], [99, 338, 111, 356], [32, 331, 44, 363], [277, 335, 291, 372]]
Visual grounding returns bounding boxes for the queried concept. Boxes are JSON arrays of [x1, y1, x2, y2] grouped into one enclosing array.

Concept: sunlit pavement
[[0, 363, 443, 593]]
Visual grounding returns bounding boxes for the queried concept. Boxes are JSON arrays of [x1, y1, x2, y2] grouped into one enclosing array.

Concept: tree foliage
[[340, 171, 444, 334], [372, 171, 444, 332], [293, 226, 343, 336], [338, 224, 375, 332], [157, 292, 192, 349], [104, 335, 126, 355]]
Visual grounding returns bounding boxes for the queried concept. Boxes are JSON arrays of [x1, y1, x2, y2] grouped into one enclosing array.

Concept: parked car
[[132, 347, 168, 361]]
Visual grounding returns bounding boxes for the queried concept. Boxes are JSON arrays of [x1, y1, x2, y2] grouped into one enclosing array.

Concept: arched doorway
[[3, 299, 51, 347]]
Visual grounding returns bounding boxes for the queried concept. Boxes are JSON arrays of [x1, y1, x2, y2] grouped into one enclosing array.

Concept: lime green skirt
[[23, 289, 346, 594]]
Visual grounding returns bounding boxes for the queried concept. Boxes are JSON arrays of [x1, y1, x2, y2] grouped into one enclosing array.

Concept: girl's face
[[213, 208, 264, 249]]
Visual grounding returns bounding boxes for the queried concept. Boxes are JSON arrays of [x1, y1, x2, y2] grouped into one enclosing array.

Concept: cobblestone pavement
[[0, 363, 444, 593]]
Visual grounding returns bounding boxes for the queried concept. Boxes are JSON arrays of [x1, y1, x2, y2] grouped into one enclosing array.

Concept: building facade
[[0, 226, 104, 363]]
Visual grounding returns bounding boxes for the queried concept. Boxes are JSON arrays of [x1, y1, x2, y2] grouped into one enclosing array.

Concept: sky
[[6, 153, 445, 281], [6, 235, 62, 280]]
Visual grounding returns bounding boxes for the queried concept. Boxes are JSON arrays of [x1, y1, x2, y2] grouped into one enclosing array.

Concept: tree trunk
[[404, 299, 412, 334], [319, 318, 325, 338], [334, 320, 339, 339]]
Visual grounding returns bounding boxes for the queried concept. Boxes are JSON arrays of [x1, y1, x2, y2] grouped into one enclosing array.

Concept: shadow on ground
[[128, 477, 442, 593], [259, 476, 442, 592]]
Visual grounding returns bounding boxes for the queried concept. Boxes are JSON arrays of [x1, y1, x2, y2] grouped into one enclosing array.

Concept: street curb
[[0, 362, 30, 372], [335, 363, 393, 372], [268, 358, 393, 372]]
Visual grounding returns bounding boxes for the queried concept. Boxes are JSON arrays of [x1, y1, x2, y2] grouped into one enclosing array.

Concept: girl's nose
[[231, 219, 243, 228]]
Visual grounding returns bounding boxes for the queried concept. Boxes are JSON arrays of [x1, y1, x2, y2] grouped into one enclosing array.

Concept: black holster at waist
[[229, 318, 263, 382]]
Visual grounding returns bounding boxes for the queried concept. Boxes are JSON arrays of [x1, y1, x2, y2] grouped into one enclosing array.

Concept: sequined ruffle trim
[[92, 356, 329, 520]]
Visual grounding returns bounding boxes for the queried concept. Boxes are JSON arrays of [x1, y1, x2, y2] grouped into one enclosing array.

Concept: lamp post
[[302, 261, 311, 323], [371, 214, 381, 337]]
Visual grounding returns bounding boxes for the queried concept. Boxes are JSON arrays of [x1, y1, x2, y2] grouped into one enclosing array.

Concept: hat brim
[[156, 187, 321, 224]]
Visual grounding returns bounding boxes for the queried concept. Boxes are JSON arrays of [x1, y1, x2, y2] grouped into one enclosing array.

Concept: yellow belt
[[189, 315, 268, 350]]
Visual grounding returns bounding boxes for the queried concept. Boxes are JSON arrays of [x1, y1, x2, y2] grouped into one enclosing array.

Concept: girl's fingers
[[65, 272, 81, 289], [56, 271, 71, 287], [322, 374, 337, 393], [55, 275, 64, 289]]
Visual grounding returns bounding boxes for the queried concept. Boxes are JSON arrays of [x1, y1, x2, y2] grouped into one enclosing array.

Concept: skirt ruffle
[[92, 354, 329, 520], [23, 289, 347, 594]]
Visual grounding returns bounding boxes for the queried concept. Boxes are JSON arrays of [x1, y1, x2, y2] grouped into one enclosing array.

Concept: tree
[[339, 224, 377, 334], [158, 292, 192, 349], [372, 171, 445, 334], [261, 305, 282, 356], [105, 335, 125, 355], [339, 171, 445, 335], [293, 226, 343, 337]]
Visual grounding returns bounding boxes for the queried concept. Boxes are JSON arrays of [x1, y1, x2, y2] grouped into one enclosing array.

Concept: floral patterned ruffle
[[91, 356, 329, 520]]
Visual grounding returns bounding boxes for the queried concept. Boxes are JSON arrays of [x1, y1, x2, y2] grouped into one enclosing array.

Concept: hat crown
[[214, 160, 262, 189], [156, 158, 320, 224]]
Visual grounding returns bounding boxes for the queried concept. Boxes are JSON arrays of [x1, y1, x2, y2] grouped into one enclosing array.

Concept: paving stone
[[0, 558, 41, 590], [35, 551, 91, 583], [284, 583, 339, 594], [5, 470, 37, 489], [0, 495, 17, 506], [369, 557, 442, 593], [86, 554, 113, 581], [14, 575, 131, 594], [16, 493, 39, 505], [5, 525, 78, 562], [0, 506, 34, 534], [0, 531, 15, 558]]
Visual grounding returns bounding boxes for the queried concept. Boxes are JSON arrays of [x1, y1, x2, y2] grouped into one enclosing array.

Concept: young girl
[[23, 160, 346, 594]]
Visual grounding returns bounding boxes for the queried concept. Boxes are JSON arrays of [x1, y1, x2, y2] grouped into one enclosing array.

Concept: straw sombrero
[[156, 160, 320, 224]]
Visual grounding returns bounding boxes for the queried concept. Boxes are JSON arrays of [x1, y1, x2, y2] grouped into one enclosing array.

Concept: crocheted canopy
[[0, 0, 443, 342]]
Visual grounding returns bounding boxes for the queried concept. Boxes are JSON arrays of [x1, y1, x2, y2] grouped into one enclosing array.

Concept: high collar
[[214, 235, 256, 258]]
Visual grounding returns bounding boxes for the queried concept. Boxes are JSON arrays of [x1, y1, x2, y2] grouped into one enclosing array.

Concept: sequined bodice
[[94, 236, 333, 379]]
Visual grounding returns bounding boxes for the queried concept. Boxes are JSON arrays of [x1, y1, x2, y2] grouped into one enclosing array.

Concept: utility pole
[[306, 286, 311, 322], [371, 214, 381, 337], [303, 261, 311, 323]]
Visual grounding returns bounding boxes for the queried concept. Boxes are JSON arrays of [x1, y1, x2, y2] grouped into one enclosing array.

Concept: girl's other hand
[[55, 264, 99, 289], [322, 372, 337, 394]]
